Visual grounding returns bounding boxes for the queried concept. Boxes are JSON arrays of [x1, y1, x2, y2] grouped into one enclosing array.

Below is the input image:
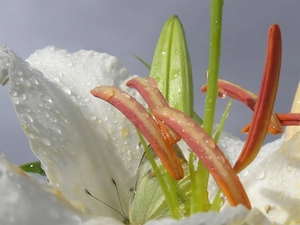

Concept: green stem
[[203, 0, 224, 136], [189, 152, 200, 213], [214, 99, 233, 143], [137, 131, 179, 219]]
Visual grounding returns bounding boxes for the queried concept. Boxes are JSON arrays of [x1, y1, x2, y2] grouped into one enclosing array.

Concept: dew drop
[[41, 137, 51, 146], [24, 108, 31, 113], [53, 77, 60, 83], [85, 81, 92, 87], [217, 155, 225, 164], [31, 78, 39, 85], [189, 122, 195, 128], [21, 94, 27, 100], [143, 113, 150, 118], [89, 115, 97, 121], [241, 169, 249, 177], [122, 92, 131, 99], [43, 95, 53, 103], [81, 96, 90, 103], [102, 88, 115, 100], [53, 127, 62, 134], [10, 91, 17, 97], [26, 114, 34, 123], [254, 170, 265, 180], [286, 165, 292, 172], [219, 92, 227, 98], [48, 46, 55, 51], [63, 87, 72, 95], [206, 138, 215, 149], [121, 127, 129, 137], [102, 115, 108, 122]]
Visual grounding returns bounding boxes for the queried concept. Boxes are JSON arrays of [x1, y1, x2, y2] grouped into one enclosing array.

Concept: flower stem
[[203, 0, 224, 136], [137, 131, 180, 219], [214, 99, 233, 143]]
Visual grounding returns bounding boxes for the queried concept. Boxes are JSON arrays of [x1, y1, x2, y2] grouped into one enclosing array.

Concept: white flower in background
[[0, 46, 299, 225]]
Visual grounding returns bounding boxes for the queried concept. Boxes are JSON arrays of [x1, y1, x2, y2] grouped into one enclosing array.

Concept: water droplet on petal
[[43, 95, 53, 103], [121, 127, 129, 137], [254, 170, 265, 180], [26, 115, 33, 123], [31, 78, 39, 85], [241, 169, 249, 177], [53, 127, 62, 134], [28, 133, 35, 139], [21, 94, 27, 100], [48, 46, 55, 51], [41, 137, 51, 146], [10, 91, 17, 97], [102, 115, 108, 122], [85, 81, 92, 87], [63, 87, 72, 95]]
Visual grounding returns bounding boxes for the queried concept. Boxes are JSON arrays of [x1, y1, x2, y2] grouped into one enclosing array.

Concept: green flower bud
[[150, 15, 193, 118]]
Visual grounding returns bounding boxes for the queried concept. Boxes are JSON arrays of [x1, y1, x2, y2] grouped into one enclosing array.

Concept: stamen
[[126, 77, 181, 144], [234, 24, 282, 173], [91, 86, 184, 180], [201, 79, 282, 134], [153, 106, 251, 209]]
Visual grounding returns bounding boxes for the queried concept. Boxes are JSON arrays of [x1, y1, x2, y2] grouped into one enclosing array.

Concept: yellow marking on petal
[[121, 127, 129, 137]]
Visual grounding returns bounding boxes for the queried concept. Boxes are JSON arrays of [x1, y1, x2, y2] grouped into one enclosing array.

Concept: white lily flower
[[0, 46, 299, 225]]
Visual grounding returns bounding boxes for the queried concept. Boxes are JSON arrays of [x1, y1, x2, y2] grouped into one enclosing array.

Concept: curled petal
[[0, 156, 120, 225], [3, 46, 142, 219], [91, 86, 184, 180], [153, 107, 251, 209]]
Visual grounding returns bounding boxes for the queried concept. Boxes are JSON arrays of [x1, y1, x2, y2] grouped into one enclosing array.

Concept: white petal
[[238, 131, 300, 224], [286, 82, 300, 141], [1, 46, 143, 219], [0, 46, 12, 85], [144, 205, 273, 225], [0, 155, 123, 225]]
